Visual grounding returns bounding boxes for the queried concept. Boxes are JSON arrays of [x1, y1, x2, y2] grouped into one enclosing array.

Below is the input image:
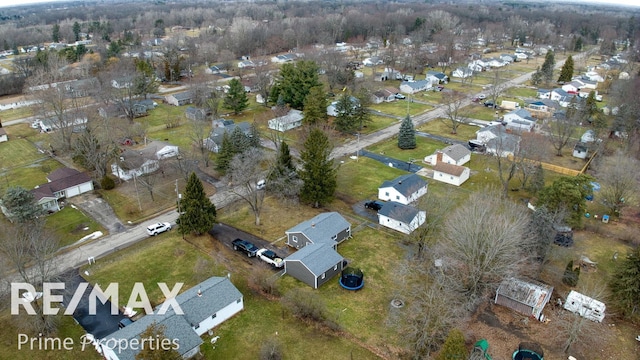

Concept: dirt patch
[[71, 223, 90, 234]]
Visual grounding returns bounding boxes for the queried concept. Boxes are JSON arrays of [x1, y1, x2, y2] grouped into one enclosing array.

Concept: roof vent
[[311, 223, 315, 228], [197, 288, 202, 297]]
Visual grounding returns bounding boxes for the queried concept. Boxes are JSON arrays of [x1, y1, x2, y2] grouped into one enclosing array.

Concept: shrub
[[281, 288, 327, 322], [562, 260, 580, 286], [101, 175, 116, 190], [259, 337, 284, 360], [249, 267, 281, 297]]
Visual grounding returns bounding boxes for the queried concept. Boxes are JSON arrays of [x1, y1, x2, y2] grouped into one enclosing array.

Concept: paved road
[[1, 50, 590, 282], [360, 150, 423, 173]]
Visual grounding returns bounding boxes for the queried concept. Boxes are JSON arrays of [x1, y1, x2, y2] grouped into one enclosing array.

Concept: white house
[[237, 60, 255, 68], [362, 56, 383, 66], [476, 125, 520, 158], [452, 67, 473, 78], [377, 201, 426, 234], [271, 54, 296, 63], [268, 109, 303, 132], [100, 276, 243, 360], [432, 162, 470, 186], [327, 96, 359, 116], [572, 142, 589, 159], [584, 71, 604, 82], [378, 174, 428, 205], [563, 290, 605, 323], [111, 142, 178, 181], [424, 144, 471, 166], [399, 80, 432, 94], [0, 128, 7, 143], [503, 109, 535, 132]]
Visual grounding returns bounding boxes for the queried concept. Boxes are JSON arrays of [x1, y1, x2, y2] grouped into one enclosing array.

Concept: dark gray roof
[[285, 212, 350, 244], [285, 243, 343, 276], [168, 91, 193, 101], [207, 121, 252, 147], [378, 201, 422, 223], [442, 144, 470, 162], [379, 174, 428, 198]]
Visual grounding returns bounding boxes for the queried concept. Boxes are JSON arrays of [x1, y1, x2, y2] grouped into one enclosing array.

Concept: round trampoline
[[512, 342, 544, 360], [339, 267, 364, 290]]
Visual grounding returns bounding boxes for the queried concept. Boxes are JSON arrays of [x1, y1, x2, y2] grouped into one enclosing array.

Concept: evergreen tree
[[247, 122, 262, 148], [302, 86, 328, 125], [531, 66, 543, 86], [299, 128, 337, 208], [333, 93, 358, 133], [268, 141, 300, 199], [562, 260, 580, 286], [134, 321, 181, 360], [72, 21, 81, 42], [558, 55, 574, 83], [230, 126, 250, 152], [436, 328, 467, 360], [529, 164, 545, 194], [398, 115, 416, 149], [584, 91, 599, 122], [1, 186, 44, 223], [223, 78, 249, 115], [537, 174, 594, 227], [177, 172, 217, 236], [52, 23, 60, 43], [540, 51, 555, 84], [270, 60, 322, 109], [354, 87, 372, 131], [574, 37, 583, 51], [609, 247, 640, 319], [215, 132, 235, 174]]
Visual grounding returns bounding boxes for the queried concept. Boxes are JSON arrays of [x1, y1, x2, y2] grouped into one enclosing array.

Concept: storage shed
[[563, 290, 605, 322], [495, 278, 553, 321]]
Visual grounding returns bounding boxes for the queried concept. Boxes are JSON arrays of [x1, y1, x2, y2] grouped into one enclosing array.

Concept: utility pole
[[133, 172, 142, 212]]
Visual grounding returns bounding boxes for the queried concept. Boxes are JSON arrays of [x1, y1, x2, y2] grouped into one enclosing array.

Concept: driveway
[[62, 270, 126, 339], [72, 194, 127, 234], [360, 150, 423, 173], [208, 223, 291, 264]]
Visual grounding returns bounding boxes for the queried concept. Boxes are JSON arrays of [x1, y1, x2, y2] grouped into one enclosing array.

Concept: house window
[[321, 273, 325, 279], [334, 264, 338, 271], [450, 176, 453, 180], [211, 314, 217, 319], [439, 173, 443, 177], [385, 192, 389, 197], [395, 195, 400, 200], [292, 235, 297, 243]]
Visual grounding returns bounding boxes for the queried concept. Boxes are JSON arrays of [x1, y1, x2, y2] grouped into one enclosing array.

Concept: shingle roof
[[441, 144, 470, 162], [496, 278, 553, 308], [433, 162, 467, 176], [378, 201, 422, 223], [285, 243, 343, 276], [169, 91, 193, 101], [31, 168, 92, 201], [379, 174, 428, 198], [286, 212, 350, 244]]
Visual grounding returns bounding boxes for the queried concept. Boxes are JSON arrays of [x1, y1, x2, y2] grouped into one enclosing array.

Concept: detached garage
[[284, 243, 344, 289]]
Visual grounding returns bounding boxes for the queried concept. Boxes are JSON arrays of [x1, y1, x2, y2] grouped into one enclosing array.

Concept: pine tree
[[609, 247, 640, 319], [436, 328, 467, 360], [531, 66, 543, 86], [247, 122, 261, 148], [270, 60, 322, 109], [333, 93, 357, 133], [72, 21, 81, 42], [303, 86, 328, 125], [540, 51, 555, 84], [354, 87, 372, 131], [398, 115, 416, 149], [574, 37, 583, 51], [134, 321, 181, 360], [268, 141, 300, 199], [584, 91, 598, 122], [1, 186, 44, 223], [215, 132, 234, 174], [558, 55, 574, 83], [299, 128, 337, 208], [223, 78, 249, 115], [52, 24, 60, 43], [177, 172, 217, 236], [529, 164, 545, 194]]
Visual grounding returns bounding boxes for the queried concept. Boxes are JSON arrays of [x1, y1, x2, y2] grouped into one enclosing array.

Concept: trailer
[[563, 290, 605, 322]]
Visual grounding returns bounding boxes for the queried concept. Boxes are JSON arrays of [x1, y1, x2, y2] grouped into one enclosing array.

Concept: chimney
[[436, 151, 443, 164]]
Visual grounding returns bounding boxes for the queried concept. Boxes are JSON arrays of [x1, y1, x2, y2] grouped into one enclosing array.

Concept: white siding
[[433, 168, 470, 186], [378, 187, 407, 204], [193, 298, 244, 336]]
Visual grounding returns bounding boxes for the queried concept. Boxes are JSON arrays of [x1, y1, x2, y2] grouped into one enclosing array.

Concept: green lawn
[[0, 137, 48, 171], [46, 206, 106, 248], [337, 157, 409, 201], [365, 135, 441, 164], [505, 87, 538, 98], [0, 105, 35, 122], [417, 120, 480, 141], [370, 100, 431, 117]]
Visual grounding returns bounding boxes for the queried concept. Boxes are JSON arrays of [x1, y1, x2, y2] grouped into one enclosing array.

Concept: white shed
[[563, 290, 605, 322]]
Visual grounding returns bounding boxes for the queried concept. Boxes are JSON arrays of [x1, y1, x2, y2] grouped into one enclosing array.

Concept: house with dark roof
[[30, 167, 93, 213], [100, 276, 243, 360], [185, 107, 210, 121], [525, 99, 557, 119], [494, 278, 553, 321], [425, 70, 449, 84], [285, 212, 351, 249], [424, 144, 471, 166], [111, 141, 179, 180], [284, 243, 344, 289], [165, 91, 194, 106], [504, 109, 536, 133], [371, 89, 396, 104], [203, 121, 252, 153], [378, 174, 428, 205], [377, 201, 426, 234], [271, 54, 297, 63]]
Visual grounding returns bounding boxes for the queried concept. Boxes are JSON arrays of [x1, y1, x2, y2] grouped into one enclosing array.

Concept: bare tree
[[547, 100, 580, 156], [486, 68, 508, 109], [594, 150, 640, 215], [73, 114, 120, 179], [224, 147, 269, 225], [188, 117, 212, 168], [440, 91, 470, 135], [486, 128, 520, 196], [407, 190, 454, 258], [514, 132, 551, 190], [436, 188, 533, 304]]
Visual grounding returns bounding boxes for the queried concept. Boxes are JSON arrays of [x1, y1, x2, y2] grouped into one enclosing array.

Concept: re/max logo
[[11, 282, 184, 316]]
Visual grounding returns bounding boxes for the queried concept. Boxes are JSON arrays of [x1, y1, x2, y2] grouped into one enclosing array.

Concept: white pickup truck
[[256, 248, 284, 268]]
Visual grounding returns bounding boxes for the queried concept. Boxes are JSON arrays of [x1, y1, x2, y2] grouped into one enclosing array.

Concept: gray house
[[185, 107, 210, 121], [204, 122, 252, 153], [285, 212, 351, 249], [100, 276, 243, 360], [284, 243, 344, 289], [165, 91, 194, 106]]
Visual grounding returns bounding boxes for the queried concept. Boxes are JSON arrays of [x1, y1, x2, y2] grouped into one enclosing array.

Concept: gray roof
[[378, 201, 422, 223], [426, 70, 448, 79], [379, 174, 428, 198], [496, 278, 553, 308], [286, 212, 350, 244], [441, 144, 470, 162], [510, 109, 533, 119], [285, 243, 343, 276], [168, 91, 193, 101], [207, 122, 252, 147], [401, 80, 431, 90]]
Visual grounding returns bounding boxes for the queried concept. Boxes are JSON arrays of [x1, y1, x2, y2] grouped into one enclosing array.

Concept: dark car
[[232, 238, 259, 257], [483, 100, 497, 108], [553, 225, 574, 247], [364, 200, 384, 211]]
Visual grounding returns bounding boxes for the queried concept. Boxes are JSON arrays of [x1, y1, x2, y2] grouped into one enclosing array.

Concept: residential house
[[111, 142, 178, 180], [205, 64, 229, 74], [30, 168, 94, 213], [494, 278, 553, 321], [537, 89, 551, 99], [424, 144, 471, 166], [64, 78, 97, 98], [111, 77, 132, 89], [550, 88, 573, 107], [0, 128, 7, 143], [362, 56, 383, 66], [376, 67, 402, 81], [561, 81, 580, 94], [573, 141, 589, 159], [514, 52, 528, 60], [327, 96, 359, 116], [38, 114, 88, 133], [268, 109, 304, 132], [271, 54, 296, 63], [563, 290, 605, 323], [525, 99, 557, 119], [285, 212, 351, 249], [371, 89, 396, 104], [165, 91, 193, 106], [101, 276, 243, 360], [284, 243, 344, 289], [500, 54, 517, 63], [486, 58, 508, 68], [503, 109, 535, 132], [378, 174, 428, 205], [426, 70, 449, 84], [377, 201, 426, 234], [476, 125, 520, 157], [452, 67, 474, 78], [468, 59, 489, 71], [204, 122, 251, 153], [432, 162, 470, 186], [584, 71, 604, 82], [185, 107, 210, 121], [237, 60, 255, 68], [506, 119, 535, 133], [399, 80, 432, 94]]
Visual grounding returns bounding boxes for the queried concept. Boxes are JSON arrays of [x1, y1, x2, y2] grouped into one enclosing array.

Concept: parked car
[[146, 222, 172, 236], [553, 225, 574, 247], [433, 85, 445, 92], [395, 93, 406, 99], [364, 200, 384, 211], [232, 238, 259, 257], [483, 100, 497, 108], [256, 248, 284, 268]]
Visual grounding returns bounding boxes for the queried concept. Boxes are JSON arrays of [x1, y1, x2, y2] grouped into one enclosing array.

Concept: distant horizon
[[1, 0, 640, 8]]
